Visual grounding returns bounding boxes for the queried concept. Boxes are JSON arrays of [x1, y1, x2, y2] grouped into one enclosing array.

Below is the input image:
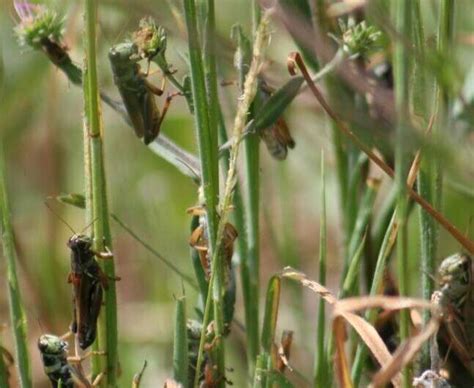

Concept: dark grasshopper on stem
[[431, 253, 474, 384], [109, 24, 178, 145], [67, 234, 115, 350]]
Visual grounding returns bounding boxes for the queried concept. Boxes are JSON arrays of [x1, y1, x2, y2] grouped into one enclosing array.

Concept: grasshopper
[[187, 206, 238, 282], [67, 234, 116, 350], [257, 79, 295, 160], [432, 253, 474, 382], [38, 334, 103, 388], [109, 41, 177, 145]]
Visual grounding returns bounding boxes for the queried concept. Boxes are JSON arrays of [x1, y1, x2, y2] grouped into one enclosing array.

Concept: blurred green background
[[0, 0, 473, 386]]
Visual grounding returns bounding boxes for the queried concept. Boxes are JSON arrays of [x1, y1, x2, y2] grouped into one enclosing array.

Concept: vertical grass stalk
[[314, 153, 327, 387], [412, 0, 437, 371], [0, 145, 32, 388], [83, 0, 118, 385], [240, 1, 262, 375], [191, 12, 271, 387], [183, 0, 223, 384], [393, 0, 412, 385]]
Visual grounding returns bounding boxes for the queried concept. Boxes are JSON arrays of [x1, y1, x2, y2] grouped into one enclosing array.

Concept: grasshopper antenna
[[79, 217, 98, 235], [44, 201, 76, 235]]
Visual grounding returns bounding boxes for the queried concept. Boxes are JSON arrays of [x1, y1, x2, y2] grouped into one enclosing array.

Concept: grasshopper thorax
[[38, 334, 67, 355]]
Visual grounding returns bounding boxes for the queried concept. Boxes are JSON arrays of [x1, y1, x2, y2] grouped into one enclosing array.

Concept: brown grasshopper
[[67, 234, 118, 350], [187, 206, 238, 281]]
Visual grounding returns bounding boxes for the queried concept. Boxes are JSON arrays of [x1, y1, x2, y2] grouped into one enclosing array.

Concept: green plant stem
[[204, 0, 220, 180], [314, 153, 327, 388], [0, 145, 32, 388], [241, 3, 262, 375], [83, 1, 118, 385], [183, 0, 223, 385], [412, 0, 436, 372], [201, 4, 227, 379], [192, 13, 270, 387], [393, 0, 412, 386]]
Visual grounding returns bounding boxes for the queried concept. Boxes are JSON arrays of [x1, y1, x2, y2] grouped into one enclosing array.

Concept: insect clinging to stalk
[[38, 334, 74, 388], [187, 206, 238, 281], [256, 79, 296, 160], [431, 253, 474, 382], [109, 23, 178, 145], [67, 233, 118, 350], [38, 334, 104, 387]]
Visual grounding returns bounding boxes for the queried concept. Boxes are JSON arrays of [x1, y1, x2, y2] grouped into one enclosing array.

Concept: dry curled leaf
[[282, 267, 439, 388]]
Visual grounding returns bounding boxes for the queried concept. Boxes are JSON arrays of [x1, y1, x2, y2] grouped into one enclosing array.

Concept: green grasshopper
[[432, 253, 474, 383], [109, 41, 177, 145]]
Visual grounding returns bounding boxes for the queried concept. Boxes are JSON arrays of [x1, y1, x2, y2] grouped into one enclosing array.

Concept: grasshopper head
[[38, 334, 67, 355], [67, 234, 92, 251], [438, 253, 471, 301], [108, 42, 139, 68]]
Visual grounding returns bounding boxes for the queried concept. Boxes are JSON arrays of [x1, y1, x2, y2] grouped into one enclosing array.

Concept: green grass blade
[[230, 18, 262, 376], [314, 152, 328, 388], [393, 0, 413, 385], [252, 77, 304, 131], [83, 1, 118, 384], [173, 296, 189, 385], [343, 179, 379, 284], [341, 234, 367, 298], [261, 276, 281, 354], [0, 144, 32, 388]]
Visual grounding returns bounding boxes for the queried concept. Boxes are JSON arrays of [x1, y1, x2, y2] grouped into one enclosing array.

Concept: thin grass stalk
[[240, 1, 263, 374], [183, 0, 224, 384], [83, 1, 118, 385], [183, 0, 219, 245], [0, 145, 32, 388], [393, 1, 412, 385], [314, 153, 327, 388], [342, 179, 379, 284], [203, 0, 220, 178], [411, 0, 437, 372], [192, 13, 271, 387], [199, 2, 227, 379], [434, 0, 455, 212], [173, 296, 189, 385], [0, 36, 11, 388]]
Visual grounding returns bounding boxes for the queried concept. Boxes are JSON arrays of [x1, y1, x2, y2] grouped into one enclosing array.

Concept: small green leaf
[[253, 77, 303, 131], [173, 296, 188, 385], [56, 193, 86, 209], [261, 275, 281, 353]]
